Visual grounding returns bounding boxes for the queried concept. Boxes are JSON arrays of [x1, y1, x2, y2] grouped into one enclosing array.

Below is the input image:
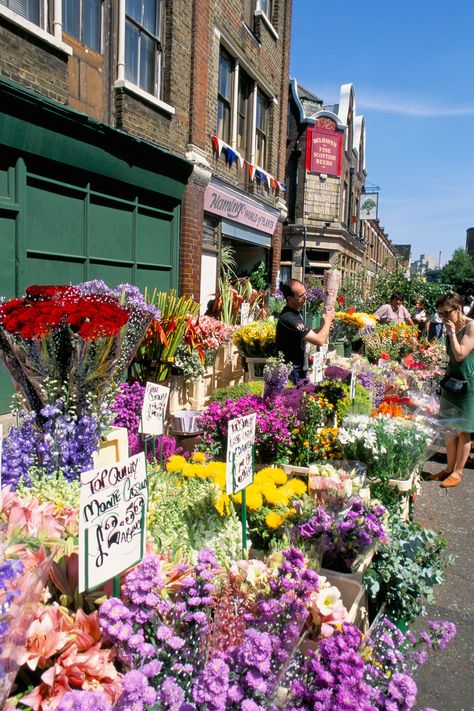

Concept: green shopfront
[[0, 79, 192, 411]]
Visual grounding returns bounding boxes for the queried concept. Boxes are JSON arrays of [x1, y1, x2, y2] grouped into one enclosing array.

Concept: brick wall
[[180, 179, 204, 298], [0, 21, 68, 104]]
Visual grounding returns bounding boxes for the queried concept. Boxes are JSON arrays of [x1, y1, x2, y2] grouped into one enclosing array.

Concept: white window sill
[[0, 6, 72, 55], [114, 79, 175, 115], [255, 10, 279, 41]]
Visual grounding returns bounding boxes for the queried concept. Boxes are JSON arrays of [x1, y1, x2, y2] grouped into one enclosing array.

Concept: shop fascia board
[[0, 77, 193, 199]]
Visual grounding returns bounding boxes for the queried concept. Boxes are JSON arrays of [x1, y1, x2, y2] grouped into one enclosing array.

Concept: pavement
[[412, 448, 474, 711]]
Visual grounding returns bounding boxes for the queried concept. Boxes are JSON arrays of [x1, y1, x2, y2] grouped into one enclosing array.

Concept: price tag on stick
[[139, 382, 169, 436], [226, 414, 256, 557]]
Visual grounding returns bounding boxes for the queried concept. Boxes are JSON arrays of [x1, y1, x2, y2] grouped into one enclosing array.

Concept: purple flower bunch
[[193, 548, 319, 710], [362, 615, 457, 710], [198, 395, 294, 462], [1, 404, 101, 488], [262, 355, 292, 399], [295, 497, 389, 572], [285, 622, 375, 710], [357, 368, 387, 408], [57, 690, 112, 711], [99, 550, 221, 707], [0, 558, 24, 636], [111, 381, 180, 462]]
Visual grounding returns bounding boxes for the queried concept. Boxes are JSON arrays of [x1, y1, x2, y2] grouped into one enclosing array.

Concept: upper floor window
[[0, 0, 41, 25], [216, 47, 272, 170], [237, 70, 251, 156], [125, 0, 163, 96], [259, 0, 273, 19], [63, 0, 101, 52], [217, 49, 233, 145], [255, 88, 269, 167]]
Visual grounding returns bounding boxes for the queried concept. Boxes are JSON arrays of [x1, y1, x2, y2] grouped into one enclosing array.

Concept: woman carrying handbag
[[432, 292, 474, 488]]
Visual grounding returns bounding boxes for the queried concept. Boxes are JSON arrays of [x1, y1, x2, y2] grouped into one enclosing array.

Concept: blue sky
[[290, 0, 474, 266]]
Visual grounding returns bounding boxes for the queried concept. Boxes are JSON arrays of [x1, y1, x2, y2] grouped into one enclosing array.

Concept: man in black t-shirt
[[276, 279, 335, 385]]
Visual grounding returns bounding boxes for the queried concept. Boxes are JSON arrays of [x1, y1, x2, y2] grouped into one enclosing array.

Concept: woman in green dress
[[433, 292, 474, 488]]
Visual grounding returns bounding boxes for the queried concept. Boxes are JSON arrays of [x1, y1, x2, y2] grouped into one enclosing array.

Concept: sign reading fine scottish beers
[[79, 452, 147, 592], [306, 127, 343, 177]]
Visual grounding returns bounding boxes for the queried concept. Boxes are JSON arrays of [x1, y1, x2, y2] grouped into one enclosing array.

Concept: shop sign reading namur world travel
[[204, 181, 278, 235]]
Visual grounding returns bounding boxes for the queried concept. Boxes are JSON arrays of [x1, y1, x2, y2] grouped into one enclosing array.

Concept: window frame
[[216, 44, 273, 171], [0, 0, 72, 54], [255, 87, 269, 168], [124, 0, 164, 99], [62, 0, 102, 53], [217, 48, 233, 146]]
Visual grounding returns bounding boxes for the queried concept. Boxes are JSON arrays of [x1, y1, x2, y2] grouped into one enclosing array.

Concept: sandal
[[430, 470, 452, 481], [440, 471, 463, 488]]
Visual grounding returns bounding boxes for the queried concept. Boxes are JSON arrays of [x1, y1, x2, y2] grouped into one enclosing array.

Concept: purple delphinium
[[56, 691, 112, 711], [1, 406, 101, 488]]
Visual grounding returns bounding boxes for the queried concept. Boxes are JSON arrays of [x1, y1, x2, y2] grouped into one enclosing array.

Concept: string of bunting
[[211, 134, 285, 194]]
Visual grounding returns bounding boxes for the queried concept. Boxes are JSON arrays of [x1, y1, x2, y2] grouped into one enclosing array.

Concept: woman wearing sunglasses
[[432, 292, 474, 488]]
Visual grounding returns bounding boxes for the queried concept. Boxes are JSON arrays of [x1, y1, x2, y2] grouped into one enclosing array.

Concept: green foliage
[[209, 382, 254, 403], [440, 247, 474, 296], [335, 383, 373, 423], [248, 260, 269, 291], [17, 468, 80, 508], [364, 517, 452, 624]]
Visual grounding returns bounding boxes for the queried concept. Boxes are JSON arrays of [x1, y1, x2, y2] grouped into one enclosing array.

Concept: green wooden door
[[0, 155, 180, 412]]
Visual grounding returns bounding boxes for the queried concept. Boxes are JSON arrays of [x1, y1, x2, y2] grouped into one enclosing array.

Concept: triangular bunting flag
[[264, 172, 271, 190], [217, 138, 224, 156], [237, 152, 244, 170], [248, 164, 255, 182], [211, 135, 219, 153], [256, 170, 265, 183], [226, 147, 236, 166]]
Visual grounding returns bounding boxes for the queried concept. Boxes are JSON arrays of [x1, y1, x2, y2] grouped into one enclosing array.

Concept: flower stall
[[0, 280, 460, 710]]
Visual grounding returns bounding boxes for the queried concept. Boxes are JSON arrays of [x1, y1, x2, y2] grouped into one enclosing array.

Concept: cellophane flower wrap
[[0, 540, 52, 706], [337, 414, 436, 481], [0, 282, 158, 418], [322, 268, 341, 313]]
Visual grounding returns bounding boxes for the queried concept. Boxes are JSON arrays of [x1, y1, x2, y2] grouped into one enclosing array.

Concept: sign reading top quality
[[306, 128, 343, 176], [226, 413, 256, 495], [79, 452, 147, 592]]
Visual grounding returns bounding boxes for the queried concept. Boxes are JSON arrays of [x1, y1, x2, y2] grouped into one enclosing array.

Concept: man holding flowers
[[276, 279, 334, 385]]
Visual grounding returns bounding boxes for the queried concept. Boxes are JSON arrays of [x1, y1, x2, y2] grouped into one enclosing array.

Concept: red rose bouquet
[[0, 281, 158, 419]]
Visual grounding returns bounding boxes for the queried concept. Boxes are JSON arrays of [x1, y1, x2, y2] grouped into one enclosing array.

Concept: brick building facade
[[0, 0, 291, 299], [283, 79, 395, 286]]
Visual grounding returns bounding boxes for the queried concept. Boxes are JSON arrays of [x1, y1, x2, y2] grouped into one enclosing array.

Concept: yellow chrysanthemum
[[166, 455, 187, 473], [261, 484, 287, 506], [212, 470, 226, 491], [265, 512, 284, 529], [191, 451, 206, 463], [286, 478, 307, 496], [245, 490, 264, 511]]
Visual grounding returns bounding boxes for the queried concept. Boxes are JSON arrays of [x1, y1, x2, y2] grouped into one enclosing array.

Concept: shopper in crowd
[[413, 302, 427, 337], [374, 293, 414, 326], [427, 310, 445, 341], [276, 279, 335, 385], [432, 292, 474, 488]]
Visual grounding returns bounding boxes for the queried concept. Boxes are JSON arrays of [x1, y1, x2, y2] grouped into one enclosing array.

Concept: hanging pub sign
[[139, 382, 169, 436], [306, 126, 343, 177], [226, 413, 257, 495], [360, 193, 379, 220], [79, 452, 147, 592]]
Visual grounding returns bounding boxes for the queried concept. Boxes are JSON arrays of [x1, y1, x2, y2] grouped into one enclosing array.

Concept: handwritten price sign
[[139, 382, 169, 436], [79, 452, 147, 592], [226, 413, 256, 495]]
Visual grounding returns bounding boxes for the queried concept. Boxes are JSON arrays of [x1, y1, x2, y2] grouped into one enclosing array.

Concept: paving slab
[[412, 450, 474, 711]]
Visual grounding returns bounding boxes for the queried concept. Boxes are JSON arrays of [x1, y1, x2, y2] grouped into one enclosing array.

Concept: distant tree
[[440, 248, 474, 296]]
